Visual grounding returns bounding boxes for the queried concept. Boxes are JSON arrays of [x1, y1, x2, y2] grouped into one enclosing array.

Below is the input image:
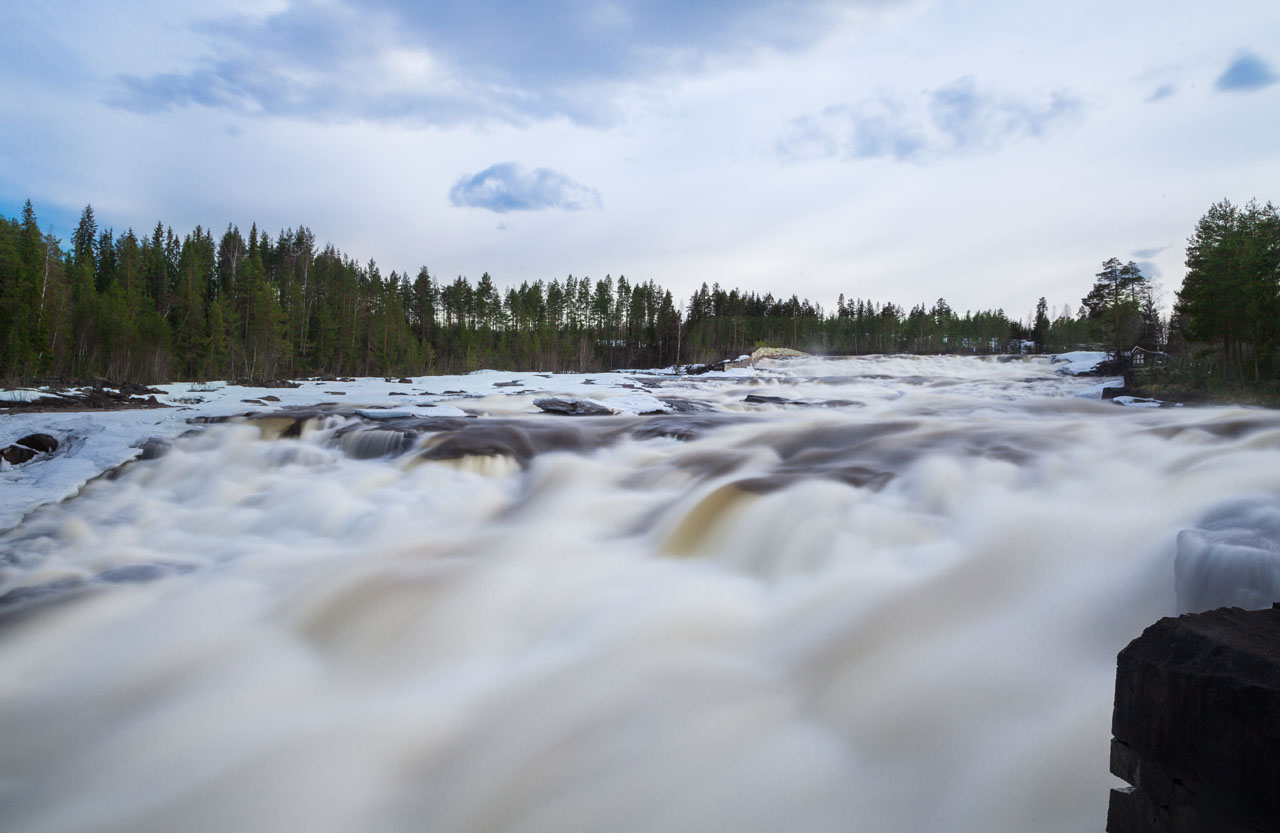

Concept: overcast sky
[[2, 0, 1277, 319]]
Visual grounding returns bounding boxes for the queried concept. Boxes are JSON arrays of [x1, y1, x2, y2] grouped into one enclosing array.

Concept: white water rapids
[[2, 355, 1280, 833]]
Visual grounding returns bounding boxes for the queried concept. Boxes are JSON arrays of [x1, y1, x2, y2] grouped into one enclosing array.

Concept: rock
[[398, 377, 413, 384], [261, 395, 281, 402], [1108, 606, 1280, 832], [744, 394, 792, 405], [138, 438, 172, 460], [16, 433, 57, 453], [1, 445, 37, 465], [117, 381, 164, 395], [533, 396, 616, 416], [230, 378, 301, 388], [493, 380, 524, 387]]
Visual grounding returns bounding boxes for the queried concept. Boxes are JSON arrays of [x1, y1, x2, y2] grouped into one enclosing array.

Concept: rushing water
[[2, 355, 1280, 833]]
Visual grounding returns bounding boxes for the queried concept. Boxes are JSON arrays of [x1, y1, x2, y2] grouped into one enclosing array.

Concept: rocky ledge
[[1108, 605, 1280, 832]]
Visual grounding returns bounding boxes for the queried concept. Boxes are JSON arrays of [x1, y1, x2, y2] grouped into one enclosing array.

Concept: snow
[[0, 388, 46, 403], [1111, 395, 1163, 408], [1050, 351, 1110, 376]]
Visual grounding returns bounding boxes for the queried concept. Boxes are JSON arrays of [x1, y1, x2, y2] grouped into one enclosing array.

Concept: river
[[2, 354, 1278, 833]]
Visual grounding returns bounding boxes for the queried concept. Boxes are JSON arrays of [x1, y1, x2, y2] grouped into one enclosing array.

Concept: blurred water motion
[[3, 355, 1280, 833]]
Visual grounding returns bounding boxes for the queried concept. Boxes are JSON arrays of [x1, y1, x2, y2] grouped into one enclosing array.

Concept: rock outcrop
[[1108, 606, 1280, 832], [1, 433, 59, 465]]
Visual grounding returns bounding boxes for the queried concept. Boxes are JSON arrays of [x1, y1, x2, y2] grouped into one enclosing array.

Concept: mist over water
[[3, 355, 1279, 833]]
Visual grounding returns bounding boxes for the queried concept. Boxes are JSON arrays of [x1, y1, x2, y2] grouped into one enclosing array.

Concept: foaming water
[[2, 356, 1280, 833]]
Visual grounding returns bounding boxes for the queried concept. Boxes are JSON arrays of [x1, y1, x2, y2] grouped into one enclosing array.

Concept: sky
[[2, 0, 1278, 320]]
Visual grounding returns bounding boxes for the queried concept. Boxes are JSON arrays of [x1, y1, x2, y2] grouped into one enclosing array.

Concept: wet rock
[[658, 397, 715, 414], [534, 397, 616, 416], [1108, 606, 1280, 832], [744, 394, 792, 405], [261, 395, 281, 402], [16, 433, 57, 453], [398, 377, 413, 383], [1, 445, 37, 465], [137, 438, 172, 460], [493, 380, 523, 387]]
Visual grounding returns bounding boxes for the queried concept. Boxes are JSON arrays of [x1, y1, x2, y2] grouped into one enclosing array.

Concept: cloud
[[1147, 83, 1176, 102], [107, 0, 889, 126], [779, 78, 1082, 163], [1131, 246, 1167, 259], [1215, 52, 1278, 92], [449, 163, 602, 213], [1134, 260, 1161, 280]]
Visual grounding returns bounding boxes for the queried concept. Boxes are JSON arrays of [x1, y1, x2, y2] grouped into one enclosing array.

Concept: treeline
[[1172, 199, 1280, 387], [1, 199, 1171, 384]]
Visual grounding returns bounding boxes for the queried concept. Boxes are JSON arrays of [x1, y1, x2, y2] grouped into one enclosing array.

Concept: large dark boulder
[[1, 445, 36, 465], [1108, 606, 1280, 832], [16, 433, 58, 453]]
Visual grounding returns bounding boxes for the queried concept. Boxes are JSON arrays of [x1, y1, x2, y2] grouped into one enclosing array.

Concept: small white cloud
[[450, 163, 603, 213]]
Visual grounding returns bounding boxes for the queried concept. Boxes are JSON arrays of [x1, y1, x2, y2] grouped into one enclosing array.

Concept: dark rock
[[323, 390, 347, 395], [3, 387, 167, 412], [398, 377, 413, 384], [230, 379, 302, 388], [1108, 606, 1280, 832], [657, 397, 715, 414], [744, 394, 792, 405], [493, 380, 524, 387], [16, 433, 57, 453], [115, 381, 165, 395], [389, 391, 409, 396], [261, 395, 281, 402], [534, 396, 616, 416], [1, 445, 37, 465], [1102, 386, 1130, 400], [138, 438, 172, 460]]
